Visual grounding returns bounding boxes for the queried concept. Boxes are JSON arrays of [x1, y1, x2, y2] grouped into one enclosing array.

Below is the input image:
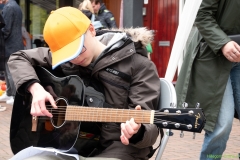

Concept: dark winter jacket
[[96, 3, 117, 29], [1, 0, 24, 57], [8, 28, 160, 160]]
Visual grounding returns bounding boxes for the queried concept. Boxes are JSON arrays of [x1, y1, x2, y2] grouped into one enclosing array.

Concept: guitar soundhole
[[51, 98, 68, 128]]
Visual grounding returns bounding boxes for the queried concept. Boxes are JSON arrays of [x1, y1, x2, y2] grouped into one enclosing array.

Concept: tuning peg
[[166, 130, 174, 136], [182, 102, 188, 109], [175, 123, 180, 128], [170, 102, 176, 108], [188, 110, 194, 115], [187, 124, 192, 130], [164, 109, 169, 113], [180, 131, 184, 138], [176, 110, 181, 114], [162, 122, 168, 127], [195, 102, 200, 108], [193, 132, 196, 139]]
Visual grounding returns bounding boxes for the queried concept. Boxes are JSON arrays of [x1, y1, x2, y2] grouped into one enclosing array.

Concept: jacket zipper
[[99, 76, 130, 91]]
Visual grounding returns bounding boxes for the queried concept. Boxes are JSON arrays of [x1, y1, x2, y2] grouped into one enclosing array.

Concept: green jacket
[[176, 0, 240, 132]]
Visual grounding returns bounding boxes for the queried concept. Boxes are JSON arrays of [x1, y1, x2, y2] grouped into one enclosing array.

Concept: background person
[[0, 0, 24, 105], [0, 13, 6, 112], [175, 0, 240, 159], [78, 0, 104, 30], [22, 24, 31, 50], [0, 13, 4, 76], [90, 0, 117, 29]]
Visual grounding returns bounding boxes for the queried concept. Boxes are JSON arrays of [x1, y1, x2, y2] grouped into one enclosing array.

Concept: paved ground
[[0, 102, 240, 160]]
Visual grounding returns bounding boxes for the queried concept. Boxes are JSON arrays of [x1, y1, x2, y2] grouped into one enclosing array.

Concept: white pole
[[177, 0, 185, 75], [165, 0, 202, 81]]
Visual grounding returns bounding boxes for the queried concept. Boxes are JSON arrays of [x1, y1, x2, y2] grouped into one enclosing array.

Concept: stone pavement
[[0, 102, 239, 160]]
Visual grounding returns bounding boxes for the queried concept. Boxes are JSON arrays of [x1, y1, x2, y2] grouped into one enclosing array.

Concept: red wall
[[144, 0, 179, 78], [103, 0, 121, 27]]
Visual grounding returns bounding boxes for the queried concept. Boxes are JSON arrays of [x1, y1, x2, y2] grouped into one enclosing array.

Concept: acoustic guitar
[[10, 66, 205, 155]]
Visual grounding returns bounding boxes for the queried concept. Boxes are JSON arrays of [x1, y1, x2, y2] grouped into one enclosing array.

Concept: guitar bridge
[[31, 116, 38, 132]]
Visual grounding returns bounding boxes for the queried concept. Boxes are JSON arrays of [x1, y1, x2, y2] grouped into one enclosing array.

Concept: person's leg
[[0, 105, 6, 111], [0, 57, 13, 101], [230, 62, 240, 117], [5, 57, 16, 97], [200, 77, 234, 160]]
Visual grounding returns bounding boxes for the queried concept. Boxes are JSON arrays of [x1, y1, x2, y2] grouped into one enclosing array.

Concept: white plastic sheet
[[9, 146, 79, 160]]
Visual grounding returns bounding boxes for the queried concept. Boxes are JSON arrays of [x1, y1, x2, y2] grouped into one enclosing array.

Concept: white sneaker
[[6, 97, 14, 105], [0, 92, 12, 101], [0, 105, 6, 111]]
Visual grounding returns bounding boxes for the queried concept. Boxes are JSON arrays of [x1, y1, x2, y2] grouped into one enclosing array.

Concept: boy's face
[[91, 2, 101, 14], [70, 24, 97, 66]]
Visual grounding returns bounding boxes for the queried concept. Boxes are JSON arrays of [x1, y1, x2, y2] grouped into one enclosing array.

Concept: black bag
[[229, 34, 240, 45]]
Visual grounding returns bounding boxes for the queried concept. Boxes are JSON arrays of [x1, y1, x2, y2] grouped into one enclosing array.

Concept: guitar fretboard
[[65, 106, 154, 124]]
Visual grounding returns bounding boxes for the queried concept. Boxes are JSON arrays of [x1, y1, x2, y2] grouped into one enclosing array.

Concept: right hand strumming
[[28, 82, 57, 117]]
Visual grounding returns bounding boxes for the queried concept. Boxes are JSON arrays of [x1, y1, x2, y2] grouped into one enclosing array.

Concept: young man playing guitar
[[8, 7, 160, 160]]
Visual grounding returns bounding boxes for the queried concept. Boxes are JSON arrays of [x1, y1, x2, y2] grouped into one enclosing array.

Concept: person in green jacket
[[175, 0, 240, 159]]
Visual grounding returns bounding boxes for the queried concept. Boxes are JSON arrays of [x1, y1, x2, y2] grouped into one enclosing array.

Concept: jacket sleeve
[[128, 55, 160, 148], [0, 14, 5, 29], [1, 5, 13, 39], [195, 0, 231, 54], [7, 47, 52, 94], [104, 11, 117, 28]]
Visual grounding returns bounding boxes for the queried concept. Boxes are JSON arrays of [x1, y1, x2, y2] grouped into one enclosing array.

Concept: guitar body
[[10, 66, 88, 154]]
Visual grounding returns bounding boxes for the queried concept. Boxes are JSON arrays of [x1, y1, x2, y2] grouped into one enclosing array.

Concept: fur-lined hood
[[96, 27, 154, 49], [111, 27, 154, 48]]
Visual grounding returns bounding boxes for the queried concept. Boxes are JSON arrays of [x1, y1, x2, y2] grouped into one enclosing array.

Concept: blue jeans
[[230, 62, 240, 117], [200, 77, 234, 160]]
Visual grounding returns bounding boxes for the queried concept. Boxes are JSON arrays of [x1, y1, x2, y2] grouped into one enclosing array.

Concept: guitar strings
[[35, 113, 194, 125], [34, 117, 193, 129], [44, 105, 194, 116], [34, 117, 191, 123], [35, 105, 197, 129]]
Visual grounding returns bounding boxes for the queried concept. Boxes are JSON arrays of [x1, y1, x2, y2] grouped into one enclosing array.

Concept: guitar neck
[[65, 106, 155, 124]]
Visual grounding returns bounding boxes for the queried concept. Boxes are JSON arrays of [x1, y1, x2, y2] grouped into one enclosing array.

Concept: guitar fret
[[121, 109, 123, 122], [110, 108, 112, 122]]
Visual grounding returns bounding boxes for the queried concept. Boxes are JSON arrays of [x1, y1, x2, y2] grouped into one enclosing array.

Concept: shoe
[[6, 96, 14, 105], [0, 92, 12, 101], [0, 105, 6, 111]]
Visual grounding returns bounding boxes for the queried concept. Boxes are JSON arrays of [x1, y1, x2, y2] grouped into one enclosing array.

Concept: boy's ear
[[88, 24, 96, 37]]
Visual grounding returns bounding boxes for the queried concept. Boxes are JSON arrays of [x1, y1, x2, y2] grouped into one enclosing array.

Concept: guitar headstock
[[154, 108, 206, 133]]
